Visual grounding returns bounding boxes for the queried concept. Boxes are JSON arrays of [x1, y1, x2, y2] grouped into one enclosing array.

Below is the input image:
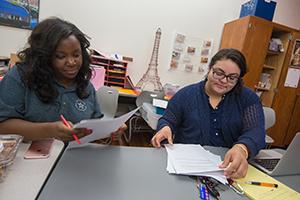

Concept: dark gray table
[[37, 145, 248, 200], [37, 144, 300, 200]]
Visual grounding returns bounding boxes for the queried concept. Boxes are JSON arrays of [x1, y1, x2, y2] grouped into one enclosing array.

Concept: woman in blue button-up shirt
[[151, 48, 266, 179]]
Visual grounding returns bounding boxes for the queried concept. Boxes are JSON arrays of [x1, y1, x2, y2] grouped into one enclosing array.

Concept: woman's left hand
[[219, 144, 249, 179]]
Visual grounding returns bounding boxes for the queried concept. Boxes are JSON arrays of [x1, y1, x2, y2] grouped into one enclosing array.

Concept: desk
[[0, 140, 65, 200], [38, 145, 248, 200]]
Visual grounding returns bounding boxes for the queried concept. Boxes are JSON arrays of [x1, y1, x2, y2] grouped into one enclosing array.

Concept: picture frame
[[291, 39, 300, 67], [0, 0, 40, 30]]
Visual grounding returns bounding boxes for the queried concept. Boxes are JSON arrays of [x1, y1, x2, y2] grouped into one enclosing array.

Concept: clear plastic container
[[0, 134, 23, 182]]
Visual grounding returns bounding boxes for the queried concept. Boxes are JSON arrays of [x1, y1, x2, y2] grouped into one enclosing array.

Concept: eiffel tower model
[[135, 28, 163, 92]]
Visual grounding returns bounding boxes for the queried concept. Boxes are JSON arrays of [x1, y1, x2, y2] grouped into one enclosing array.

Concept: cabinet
[[220, 16, 300, 146], [269, 31, 300, 146], [91, 55, 128, 88]]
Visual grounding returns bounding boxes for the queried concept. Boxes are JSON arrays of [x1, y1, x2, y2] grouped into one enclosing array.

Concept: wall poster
[[0, 0, 39, 30], [169, 32, 213, 74]]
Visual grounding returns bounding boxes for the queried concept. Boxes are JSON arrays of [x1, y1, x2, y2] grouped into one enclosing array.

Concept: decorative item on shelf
[[258, 72, 272, 89], [239, 0, 277, 21], [135, 28, 163, 93], [269, 38, 284, 52], [291, 39, 300, 67]]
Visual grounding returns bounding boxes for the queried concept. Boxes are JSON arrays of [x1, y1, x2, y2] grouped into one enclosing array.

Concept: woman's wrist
[[234, 143, 249, 159]]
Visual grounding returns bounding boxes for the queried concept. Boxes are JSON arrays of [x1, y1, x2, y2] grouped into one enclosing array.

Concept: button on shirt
[[207, 96, 227, 147], [0, 66, 102, 124]]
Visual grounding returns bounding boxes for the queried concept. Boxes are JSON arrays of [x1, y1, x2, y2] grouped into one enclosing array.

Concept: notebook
[[235, 165, 300, 200], [251, 132, 300, 176]]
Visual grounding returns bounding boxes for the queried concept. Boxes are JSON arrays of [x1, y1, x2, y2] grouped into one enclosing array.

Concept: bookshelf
[[220, 16, 300, 146], [91, 55, 128, 88]]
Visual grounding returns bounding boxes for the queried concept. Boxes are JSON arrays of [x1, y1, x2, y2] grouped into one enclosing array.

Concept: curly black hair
[[17, 17, 92, 103], [207, 48, 247, 93]]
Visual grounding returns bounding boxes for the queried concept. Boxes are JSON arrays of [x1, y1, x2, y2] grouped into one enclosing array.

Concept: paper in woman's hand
[[68, 107, 139, 148]]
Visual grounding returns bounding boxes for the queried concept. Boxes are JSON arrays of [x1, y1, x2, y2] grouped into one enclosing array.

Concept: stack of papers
[[165, 144, 228, 184]]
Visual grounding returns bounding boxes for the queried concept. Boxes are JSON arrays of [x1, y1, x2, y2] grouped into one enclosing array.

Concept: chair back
[[263, 107, 276, 146], [263, 107, 276, 129], [96, 86, 119, 119]]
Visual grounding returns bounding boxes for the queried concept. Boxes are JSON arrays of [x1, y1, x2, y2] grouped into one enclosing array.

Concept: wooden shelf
[[91, 55, 128, 88], [107, 70, 126, 74], [255, 86, 270, 91], [263, 64, 276, 70], [267, 50, 281, 55]]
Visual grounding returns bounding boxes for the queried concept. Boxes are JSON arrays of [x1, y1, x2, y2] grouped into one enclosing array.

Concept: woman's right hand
[[151, 126, 173, 148], [50, 121, 92, 142]]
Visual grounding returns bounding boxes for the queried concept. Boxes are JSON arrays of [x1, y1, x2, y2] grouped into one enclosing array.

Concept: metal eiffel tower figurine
[[135, 28, 163, 92]]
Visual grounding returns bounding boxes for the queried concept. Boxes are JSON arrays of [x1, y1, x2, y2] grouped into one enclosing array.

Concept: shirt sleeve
[[0, 68, 26, 122], [236, 89, 266, 158]]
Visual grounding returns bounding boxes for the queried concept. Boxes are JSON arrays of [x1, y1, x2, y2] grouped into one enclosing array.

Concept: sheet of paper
[[68, 107, 139, 148], [236, 165, 300, 200], [284, 67, 300, 88], [165, 144, 227, 184], [255, 149, 283, 159]]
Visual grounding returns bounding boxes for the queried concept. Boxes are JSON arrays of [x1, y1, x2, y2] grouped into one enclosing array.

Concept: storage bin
[[239, 0, 276, 21], [0, 134, 23, 182]]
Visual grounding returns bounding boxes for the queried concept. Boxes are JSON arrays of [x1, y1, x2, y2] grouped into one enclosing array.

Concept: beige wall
[[0, 0, 299, 86]]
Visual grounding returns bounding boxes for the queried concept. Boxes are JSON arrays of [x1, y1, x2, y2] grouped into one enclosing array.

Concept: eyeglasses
[[212, 68, 240, 84]]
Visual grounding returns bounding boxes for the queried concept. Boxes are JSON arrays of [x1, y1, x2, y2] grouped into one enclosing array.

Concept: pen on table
[[227, 178, 245, 195], [197, 177, 210, 200], [245, 181, 278, 188], [59, 114, 81, 144], [199, 177, 220, 200]]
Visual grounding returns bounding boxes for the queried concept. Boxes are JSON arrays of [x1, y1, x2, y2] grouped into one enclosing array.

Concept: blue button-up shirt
[[0, 66, 102, 124]]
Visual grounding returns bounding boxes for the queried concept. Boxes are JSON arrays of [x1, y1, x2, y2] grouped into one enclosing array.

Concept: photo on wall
[[0, 0, 39, 30]]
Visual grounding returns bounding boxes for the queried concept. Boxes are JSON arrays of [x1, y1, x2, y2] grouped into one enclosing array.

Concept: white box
[[141, 103, 162, 130]]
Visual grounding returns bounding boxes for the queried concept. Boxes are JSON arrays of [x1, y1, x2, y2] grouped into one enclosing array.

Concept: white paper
[[255, 149, 283, 159], [165, 144, 228, 185], [284, 67, 300, 88], [68, 107, 139, 148]]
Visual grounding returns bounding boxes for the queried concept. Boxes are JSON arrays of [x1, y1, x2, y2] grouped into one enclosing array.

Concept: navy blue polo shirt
[[0, 66, 102, 124]]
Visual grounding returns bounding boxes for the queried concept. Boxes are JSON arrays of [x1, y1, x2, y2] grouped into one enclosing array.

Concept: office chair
[[263, 106, 276, 148], [124, 91, 164, 143], [96, 86, 119, 120]]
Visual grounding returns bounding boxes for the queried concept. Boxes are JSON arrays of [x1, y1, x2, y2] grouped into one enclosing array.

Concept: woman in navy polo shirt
[[151, 48, 266, 179], [0, 17, 125, 142]]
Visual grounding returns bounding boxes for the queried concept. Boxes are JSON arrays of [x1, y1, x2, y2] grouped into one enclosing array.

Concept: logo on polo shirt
[[75, 99, 87, 111]]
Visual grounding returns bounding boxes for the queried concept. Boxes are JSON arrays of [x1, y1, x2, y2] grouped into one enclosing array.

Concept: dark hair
[[17, 17, 92, 103], [208, 48, 247, 92]]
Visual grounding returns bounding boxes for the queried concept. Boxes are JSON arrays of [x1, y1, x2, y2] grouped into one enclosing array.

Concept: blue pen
[[197, 178, 210, 200], [199, 183, 206, 199]]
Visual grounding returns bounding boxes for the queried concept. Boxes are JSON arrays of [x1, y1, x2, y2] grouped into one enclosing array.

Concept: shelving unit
[[220, 16, 300, 146], [90, 55, 128, 88], [259, 25, 291, 106]]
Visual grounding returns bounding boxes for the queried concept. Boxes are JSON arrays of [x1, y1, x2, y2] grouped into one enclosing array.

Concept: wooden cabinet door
[[242, 17, 272, 89], [284, 92, 300, 145], [269, 32, 300, 146], [220, 16, 272, 89]]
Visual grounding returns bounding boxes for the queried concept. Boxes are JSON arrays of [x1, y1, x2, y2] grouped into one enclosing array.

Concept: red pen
[[60, 115, 81, 144]]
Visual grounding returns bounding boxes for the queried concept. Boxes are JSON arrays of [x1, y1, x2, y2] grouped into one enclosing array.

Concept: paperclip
[[227, 179, 245, 195]]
